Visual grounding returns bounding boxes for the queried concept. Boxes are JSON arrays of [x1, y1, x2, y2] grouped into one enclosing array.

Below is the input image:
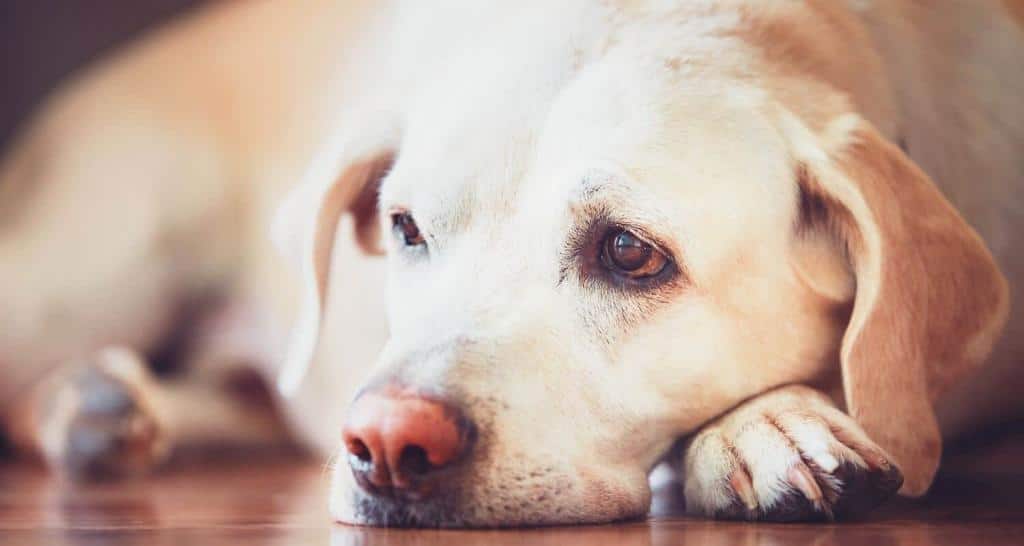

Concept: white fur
[[1, 0, 1021, 527]]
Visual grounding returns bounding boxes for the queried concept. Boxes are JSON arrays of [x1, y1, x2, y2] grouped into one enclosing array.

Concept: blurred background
[[0, 0, 201, 151]]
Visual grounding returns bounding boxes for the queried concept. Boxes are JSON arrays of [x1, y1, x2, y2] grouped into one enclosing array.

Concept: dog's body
[[1, 0, 1022, 527], [0, 0, 388, 456]]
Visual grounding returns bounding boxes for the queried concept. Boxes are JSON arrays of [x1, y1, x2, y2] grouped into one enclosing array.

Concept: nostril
[[398, 445, 432, 477], [346, 437, 372, 464], [343, 389, 475, 495]]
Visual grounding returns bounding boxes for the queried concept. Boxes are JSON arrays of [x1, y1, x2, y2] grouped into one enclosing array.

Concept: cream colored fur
[[0, 0, 1021, 527]]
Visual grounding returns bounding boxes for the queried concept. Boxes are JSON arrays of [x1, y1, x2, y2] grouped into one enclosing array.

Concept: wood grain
[[1, 443, 1022, 546]]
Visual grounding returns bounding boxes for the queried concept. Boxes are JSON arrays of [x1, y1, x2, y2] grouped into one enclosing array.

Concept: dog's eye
[[601, 229, 668, 278], [392, 212, 425, 246]]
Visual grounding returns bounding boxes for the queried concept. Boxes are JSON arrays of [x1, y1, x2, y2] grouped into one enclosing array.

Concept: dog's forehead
[[382, 4, 794, 246], [382, 4, 595, 215]]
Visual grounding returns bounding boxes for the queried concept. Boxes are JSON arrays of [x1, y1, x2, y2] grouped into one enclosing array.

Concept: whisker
[[322, 451, 341, 479]]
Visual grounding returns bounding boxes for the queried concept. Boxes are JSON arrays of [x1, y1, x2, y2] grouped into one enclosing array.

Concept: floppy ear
[[272, 146, 395, 397], [791, 115, 1009, 495]]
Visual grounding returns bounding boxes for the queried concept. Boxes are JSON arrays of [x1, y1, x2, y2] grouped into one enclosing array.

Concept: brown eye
[[392, 212, 425, 246], [601, 229, 669, 278]]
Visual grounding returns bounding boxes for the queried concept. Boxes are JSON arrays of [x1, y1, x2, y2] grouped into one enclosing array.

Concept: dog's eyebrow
[[377, 166, 476, 244], [565, 169, 682, 257], [568, 170, 673, 229], [570, 170, 619, 205]]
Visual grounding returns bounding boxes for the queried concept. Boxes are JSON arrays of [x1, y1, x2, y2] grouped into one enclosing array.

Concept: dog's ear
[[272, 145, 395, 397], [789, 115, 1009, 495]]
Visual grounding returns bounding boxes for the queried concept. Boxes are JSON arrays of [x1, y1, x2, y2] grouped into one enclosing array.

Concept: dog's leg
[[12, 341, 292, 480], [11, 347, 174, 478], [679, 385, 904, 521]]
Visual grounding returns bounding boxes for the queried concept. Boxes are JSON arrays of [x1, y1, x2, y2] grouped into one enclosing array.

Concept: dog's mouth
[[331, 387, 655, 528], [335, 462, 654, 528], [344, 490, 647, 529], [349, 489, 465, 528]]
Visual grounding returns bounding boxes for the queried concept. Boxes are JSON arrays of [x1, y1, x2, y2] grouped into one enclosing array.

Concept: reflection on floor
[[0, 434, 1022, 546]]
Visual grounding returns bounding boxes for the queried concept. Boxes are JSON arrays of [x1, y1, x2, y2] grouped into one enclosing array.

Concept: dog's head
[[275, 2, 1008, 527]]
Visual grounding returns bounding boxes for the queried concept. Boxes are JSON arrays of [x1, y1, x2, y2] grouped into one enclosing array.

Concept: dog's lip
[[356, 482, 434, 503], [346, 487, 463, 528], [349, 462, 436, 502], [338, 462, 653, 528], [342, 493, 649, 529]]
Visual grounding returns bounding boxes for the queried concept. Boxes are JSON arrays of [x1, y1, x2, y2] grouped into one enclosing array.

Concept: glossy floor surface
[[1, 439, 1022, 546]]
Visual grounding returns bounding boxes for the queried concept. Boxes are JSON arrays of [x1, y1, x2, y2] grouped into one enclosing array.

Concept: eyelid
[[387, 206, 410, 217], [561, 206, 685, 293], [571, 170, 683, 260], [592, 213, 679, 266], [611, 224, 672, 261], [387, 207, 431, 253]]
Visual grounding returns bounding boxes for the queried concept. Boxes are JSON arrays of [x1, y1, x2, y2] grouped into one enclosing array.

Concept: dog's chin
[[329, 460, 652, 528], [341, 490, 468, 528], [333, 491, 648, 529]]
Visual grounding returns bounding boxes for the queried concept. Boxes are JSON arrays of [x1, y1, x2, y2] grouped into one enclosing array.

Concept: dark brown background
[[0, 0, 202, 152]]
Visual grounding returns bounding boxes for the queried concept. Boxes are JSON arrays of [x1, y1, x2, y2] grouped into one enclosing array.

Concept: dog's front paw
[[682, 387, 902, 521], [38, 348, 169, 480]]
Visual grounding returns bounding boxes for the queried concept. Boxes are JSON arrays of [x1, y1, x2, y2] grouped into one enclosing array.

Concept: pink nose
[[342, 388, 473, 492]]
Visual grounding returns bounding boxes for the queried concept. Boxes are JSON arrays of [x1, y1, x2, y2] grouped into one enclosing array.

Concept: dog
[[1, 0, 1022, 528]]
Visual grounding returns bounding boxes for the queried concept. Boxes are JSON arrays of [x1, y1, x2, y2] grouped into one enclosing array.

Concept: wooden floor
[[1, 439, 1022, 546]]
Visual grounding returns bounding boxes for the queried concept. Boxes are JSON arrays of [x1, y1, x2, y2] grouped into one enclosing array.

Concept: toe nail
[[729, 468, 758, 512], [867, 453, 891, 471], [788, 464, 823, 503]]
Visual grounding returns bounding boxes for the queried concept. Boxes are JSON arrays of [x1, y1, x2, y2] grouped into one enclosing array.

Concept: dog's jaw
[[329, 449, 652, 527]]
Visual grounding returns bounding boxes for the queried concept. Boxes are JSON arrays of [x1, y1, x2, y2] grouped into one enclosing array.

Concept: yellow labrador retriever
[[1, 0, 1022, 527]]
